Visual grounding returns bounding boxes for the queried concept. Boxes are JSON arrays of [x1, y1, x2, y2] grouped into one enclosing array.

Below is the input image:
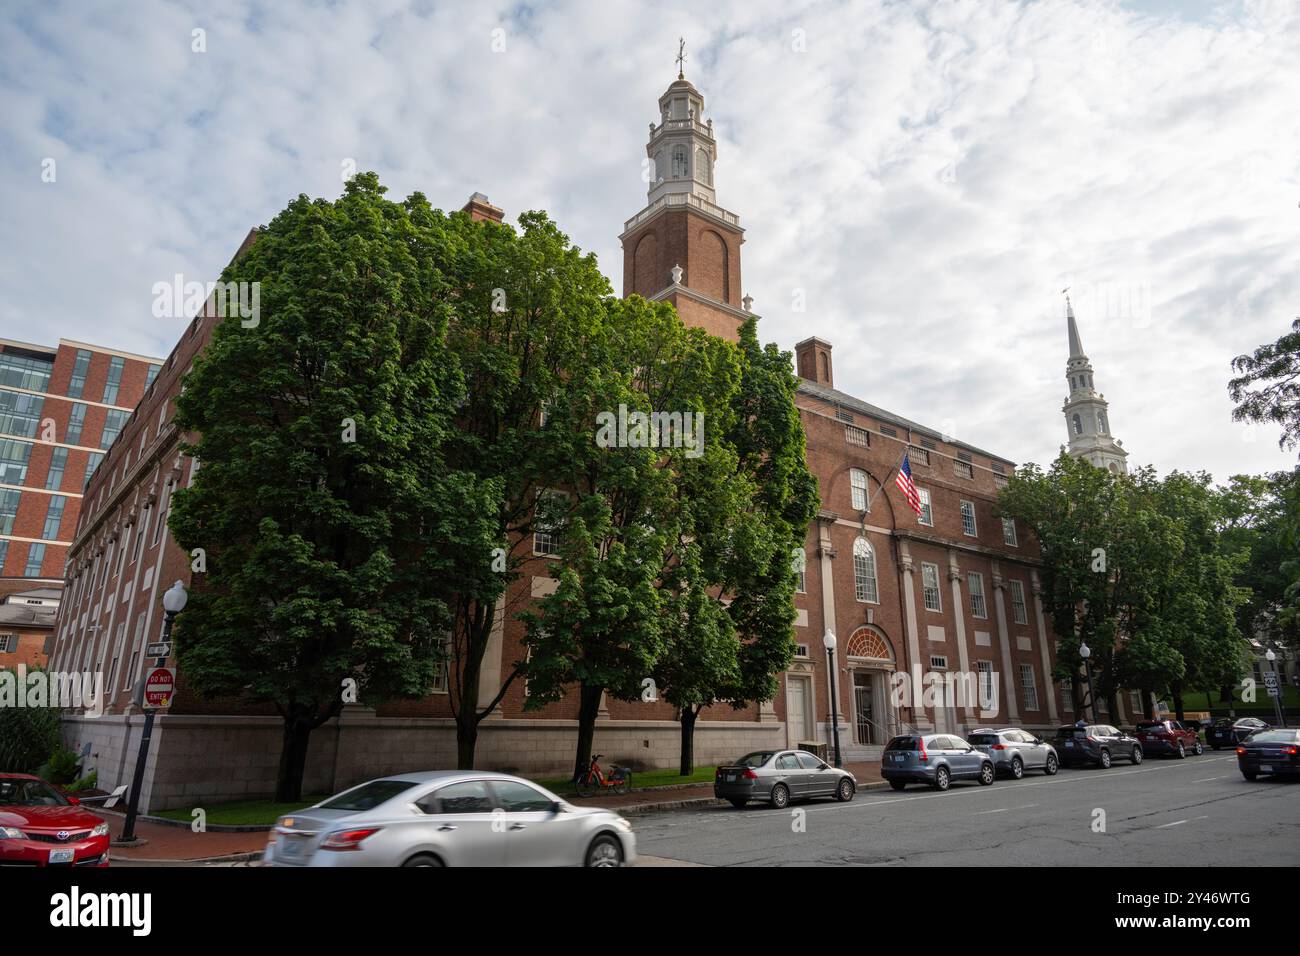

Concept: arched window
[[1097, 412, 1107, 434], [853, 537, 878, 603], [696, 147, 712, 186], [850, 468, 868, 511], [1072, 413, 1083, 435], [672, 145, 688, 178]]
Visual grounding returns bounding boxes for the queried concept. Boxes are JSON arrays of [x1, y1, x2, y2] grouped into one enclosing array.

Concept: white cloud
[[1, 0, 1297, 479]]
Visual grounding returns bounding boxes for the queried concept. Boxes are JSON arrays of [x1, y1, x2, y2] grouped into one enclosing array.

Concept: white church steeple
[[1061, 293, 1128, 474], [644, 44, 719, 207]]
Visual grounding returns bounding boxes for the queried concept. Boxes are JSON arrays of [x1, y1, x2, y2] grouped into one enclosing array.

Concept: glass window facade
[[42, 495, 66, 540], [102, 356, 125, 404], [45, 446, 68, 490], [0, 391, 45, 438], [101, 408, 129, 449], [0, 439, 33, 485], [0, 352, 54, 392], [0, 488, 20, 534], [24, 541, 46, 577], [67, 349, 92, 399], [66, 403, 87, 444]]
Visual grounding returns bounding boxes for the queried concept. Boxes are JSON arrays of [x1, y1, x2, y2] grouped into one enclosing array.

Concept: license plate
[[280, 838, 302, 857], [1261, 765, 1273, 772], [49, 848, 75, 864], [726, 773, 738, 782], [1064, 741, 1074, 748]]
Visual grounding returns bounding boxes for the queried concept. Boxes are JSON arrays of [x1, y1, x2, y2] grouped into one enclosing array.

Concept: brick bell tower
[[619, 61, 754, 342]]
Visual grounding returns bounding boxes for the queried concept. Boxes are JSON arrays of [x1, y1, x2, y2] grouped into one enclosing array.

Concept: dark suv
[[1053, 724, 1142, 768], [1135, 719, 1203, 758], [1207, 717, 1269, 750]]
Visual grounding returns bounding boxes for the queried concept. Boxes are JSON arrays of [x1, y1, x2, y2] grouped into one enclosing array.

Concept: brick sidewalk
[[103, 811, 269, 864]]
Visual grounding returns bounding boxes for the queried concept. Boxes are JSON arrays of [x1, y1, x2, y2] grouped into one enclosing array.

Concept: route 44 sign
[[143, 667, 176, 709], [1263, 671, 1280, 697]]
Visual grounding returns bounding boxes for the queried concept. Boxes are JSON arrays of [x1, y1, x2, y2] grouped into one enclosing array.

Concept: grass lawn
[[538, 766, 717, 797], [1178, 684, 1299, 715], [151, 795, 331, 826]]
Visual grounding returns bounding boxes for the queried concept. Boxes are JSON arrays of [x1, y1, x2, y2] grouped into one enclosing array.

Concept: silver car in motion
[[263, 771, 636, 867]]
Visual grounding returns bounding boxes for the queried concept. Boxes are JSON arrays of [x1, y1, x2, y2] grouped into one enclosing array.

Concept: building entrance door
[[787, 675, 813, 745], [853, 671, 874, 744]]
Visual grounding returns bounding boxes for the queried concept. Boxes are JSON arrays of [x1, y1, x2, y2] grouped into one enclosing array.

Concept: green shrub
[[66, 770, 98, 793], [36, 745, 81, 785], [0, 694, 62, 774]]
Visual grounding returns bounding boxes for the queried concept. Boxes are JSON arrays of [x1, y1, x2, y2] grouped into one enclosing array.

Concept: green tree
[[170, 174, 498, 801], [1229, 317, 1300, 452]]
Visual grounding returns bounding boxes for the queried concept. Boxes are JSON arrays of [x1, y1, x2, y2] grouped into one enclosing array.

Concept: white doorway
[[786, 674, 814, 746]]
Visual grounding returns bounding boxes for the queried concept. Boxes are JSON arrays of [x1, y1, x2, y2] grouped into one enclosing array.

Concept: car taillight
[[743, 768, 758, 780], [918, 741, 928, 762], [1236, 747, 1246, 756], [1286, 746, 1298, 756], [990, 744, 1006, 750], [321, 827, 382, 851]]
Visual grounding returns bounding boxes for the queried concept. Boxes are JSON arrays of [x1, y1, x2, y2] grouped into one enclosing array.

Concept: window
[[795, 552, 806, 593], [921, 562, 941, 612], [929, 655, 948, 669], [153, 482, 172, 545], [0, 352, 53, 392], [102, 356, 125, 405], [672, 145, 688, 178], [67, 349, 92, 398], [42, 495, 66, 540], [492, 780, 554, 813], [953, 459, 973, 479], [879, 424, 897, 438], [994, 475, 1008, 490], [796, 752, 825, 770], [776, 753, 800, 770], [1002, 517, 1017, 546], [145, 363, 161, 390], [84, 451, 103, 488], [1009, 580, 1028, 624], [908, 445, 930, 467], [1129, 690, 1143, 714], [430, 635, 450, 693], [101, 409, 129, 449], [45, 447, 68, 490], [1020, 664, 1038, 710], [0, 634, 16, 653], [0, 489, 20, 534], [845, 425, 870, 447], [0, 439, 33, 485], [1060, 682, 1072, 714], [853, 537, 878, 603], [967, 572, 987, 618], [695, 148, 712, 186], [978, 660, 995, 710], [1072, 413, 1083, 435], [532, 490, 566, 557], [835, 410, 855, 423], [1097, 412, 1108, 433], [66, 403, 87, 445], [917, 488, 933, 526], [960, 500, 977, 536], [850, 468, 869, 511], [0, 391, 44, 438], [24, 542, 45, 577], [0, 540, 8, 574]]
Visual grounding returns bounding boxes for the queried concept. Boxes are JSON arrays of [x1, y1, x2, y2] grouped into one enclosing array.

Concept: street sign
[[146, 642, 172, 659], [1263, 671, 1278, 688], [142, 666, 176, 709], [1268, 685, 1281, 697]]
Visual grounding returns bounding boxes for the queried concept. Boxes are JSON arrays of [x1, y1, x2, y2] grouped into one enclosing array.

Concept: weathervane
[[1062, 286, 1072, 310], [676, 37, 686, 79]]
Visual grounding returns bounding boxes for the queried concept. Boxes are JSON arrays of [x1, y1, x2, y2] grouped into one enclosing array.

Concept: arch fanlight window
[[845, 626, 891, 662], [852, 537, 878, 603]]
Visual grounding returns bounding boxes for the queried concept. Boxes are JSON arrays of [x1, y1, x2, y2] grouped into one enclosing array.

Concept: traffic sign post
[[143, 666, 176, 709]]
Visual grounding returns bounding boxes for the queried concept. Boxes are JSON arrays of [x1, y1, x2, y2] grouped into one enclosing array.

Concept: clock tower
[[1061, 296, 1128, 474], [619, 67, 754, 341]]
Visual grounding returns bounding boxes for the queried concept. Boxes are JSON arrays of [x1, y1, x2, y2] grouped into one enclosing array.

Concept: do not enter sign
[[143, 667, 176, 709]]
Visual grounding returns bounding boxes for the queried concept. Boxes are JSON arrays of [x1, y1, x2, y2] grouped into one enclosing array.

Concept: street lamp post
[[823, 629, 842, 768], [118, 580, 188, 845], [1266, 649, 1287, 729], [1079, 642, 1097, 724]]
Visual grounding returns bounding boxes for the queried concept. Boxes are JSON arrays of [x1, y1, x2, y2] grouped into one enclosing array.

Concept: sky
[[1, 0, 1297, 482]]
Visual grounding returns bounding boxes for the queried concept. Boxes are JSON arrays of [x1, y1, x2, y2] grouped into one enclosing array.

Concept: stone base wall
[[61, 710, 786, 812]]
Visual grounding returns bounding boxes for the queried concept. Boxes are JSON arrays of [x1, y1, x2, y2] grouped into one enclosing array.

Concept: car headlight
[[0, 827, 26, 839], [613, 817, 633, 832], [90, 822, 109, 837]]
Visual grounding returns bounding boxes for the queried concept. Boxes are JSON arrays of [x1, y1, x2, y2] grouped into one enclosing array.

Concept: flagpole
[[862, 443, 909, 514]]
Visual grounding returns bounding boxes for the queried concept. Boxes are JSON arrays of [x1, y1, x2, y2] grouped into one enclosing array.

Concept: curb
[[109, 850, 264, 865], [97, 806, 272, 833], [611, 778, 891, 815]]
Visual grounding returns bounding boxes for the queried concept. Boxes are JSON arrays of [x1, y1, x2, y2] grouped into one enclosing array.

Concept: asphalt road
[[632, 753, 1300, 866]]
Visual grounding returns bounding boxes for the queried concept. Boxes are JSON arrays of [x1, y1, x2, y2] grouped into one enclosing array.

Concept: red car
[[0, 774, 111, 867], [1134, 719, 1203, 758]]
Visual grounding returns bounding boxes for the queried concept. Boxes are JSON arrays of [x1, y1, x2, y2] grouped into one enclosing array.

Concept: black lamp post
[[118, 580, 187, 845], [1266, 649, 1287, 729], [823, 629, 842, 768], [1079, 641, 1097, 724]]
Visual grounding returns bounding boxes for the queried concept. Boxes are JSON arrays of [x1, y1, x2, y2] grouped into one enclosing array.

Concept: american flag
[[895, 454, 922, 515]]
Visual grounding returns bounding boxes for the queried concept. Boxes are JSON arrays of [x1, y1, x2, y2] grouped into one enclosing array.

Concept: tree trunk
[[1220, 683, 1236, 717], [276, 711, 314, 803], [451, 603, 489, 770], [1142, 689, 1155, 721], [572, 683, 603, 783], [679, 707, 697, 777], [1172, 686, 1185, 722], [456, 721, 478, 771]]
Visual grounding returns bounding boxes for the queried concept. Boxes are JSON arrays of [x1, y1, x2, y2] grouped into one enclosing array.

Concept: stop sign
[[143, 667, 176, 709]]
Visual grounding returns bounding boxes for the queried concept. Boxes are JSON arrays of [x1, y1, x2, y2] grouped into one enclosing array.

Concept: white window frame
[[853, 536, 878, 604], [1020, 664, 1038, 711], [850, 468, 869, 512], [978, 660, 995, 710], [960, 499, 977, 537], [532, 490, 567, 557], [917, 488, 933, 527], [921, 562, 942, 612], [967, 571, 987, 619], [1002, 517, 1017, 546], [1009, 579, 1028, 625]]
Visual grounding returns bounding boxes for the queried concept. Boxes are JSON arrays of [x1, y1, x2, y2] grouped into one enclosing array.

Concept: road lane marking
[[1192, 776, 1226, 782], [1155, 815, 1207, 829], [974, 803, 1038, 815]]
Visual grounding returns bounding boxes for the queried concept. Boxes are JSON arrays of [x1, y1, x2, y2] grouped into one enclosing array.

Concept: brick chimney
[[795, 337, 833, 387], [461, 192, 504, 224]]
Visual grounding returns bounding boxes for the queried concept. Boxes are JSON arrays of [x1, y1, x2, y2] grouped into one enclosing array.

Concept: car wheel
[[835, 778, 856, 802], [770, 784, 790, 809], [585, 833, 624, 867], [1176, 741, 1186, 759], [1009, 757, 1024, 780], [1242, 771, 1257, 782], [933, 767, 950, 791], [1193, 740, 1203, 756], [401, 853, 445, 867], [1044, 754, 1059, 775], [727, 798, 748, 809], [979, 762, 995, 786], [1130, 745, 1143, 765], [1099, 749, 1112, 769], [889, 780, 907, 791]]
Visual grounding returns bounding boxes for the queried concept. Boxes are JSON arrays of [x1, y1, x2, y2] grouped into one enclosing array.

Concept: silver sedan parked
[[714, 750, 857, 809], [966, 728, 1059, 778], [263, 771, 636, 867]]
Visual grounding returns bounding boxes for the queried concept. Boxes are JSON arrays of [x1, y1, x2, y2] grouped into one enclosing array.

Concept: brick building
[[50, 73, 1141, 811], [0, 583, 60, 670]]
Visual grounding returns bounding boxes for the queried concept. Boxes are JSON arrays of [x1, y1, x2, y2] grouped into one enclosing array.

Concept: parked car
[[967, 728, 1059, 778], [1236, 728, 1300, 781], [1134, 719, 1203, 758], [714, 749, 857, 809], [880, 734, 996, 791], [1208, 717, 1270, 750], [0, 773, 111, 867], [1052, 724, 1142, 768], [263, 771, 635, 867]]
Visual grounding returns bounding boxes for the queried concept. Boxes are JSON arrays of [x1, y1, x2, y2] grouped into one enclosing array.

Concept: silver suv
[[967, 728, 1059, 778], [881, 734, 996, 791]]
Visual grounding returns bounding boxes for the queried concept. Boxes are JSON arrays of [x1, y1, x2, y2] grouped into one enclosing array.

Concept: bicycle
[[574, 754, 632, 797]]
